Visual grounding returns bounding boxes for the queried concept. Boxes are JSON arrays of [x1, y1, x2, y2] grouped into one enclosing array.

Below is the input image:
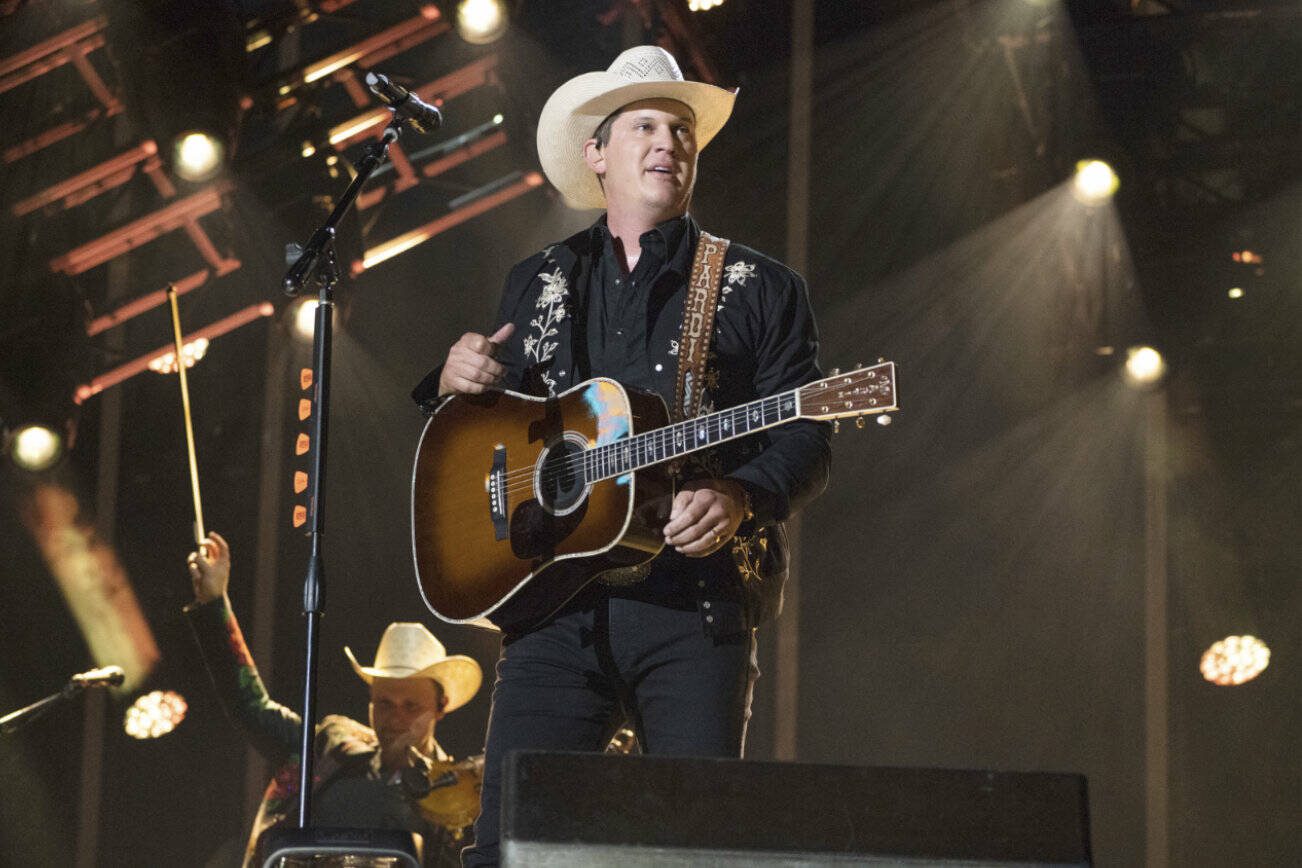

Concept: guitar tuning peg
[[855, 417, 865, 429], [877, 357, 885, 364], [856, 361, 864, 368], [833, 420, 841, 434], [877, 414, 892, 426], [830, 367, 841, 376]]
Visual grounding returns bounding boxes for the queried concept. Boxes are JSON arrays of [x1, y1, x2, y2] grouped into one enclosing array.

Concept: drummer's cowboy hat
[[345, 622, 482, 713], [536, 45, 737, 210]]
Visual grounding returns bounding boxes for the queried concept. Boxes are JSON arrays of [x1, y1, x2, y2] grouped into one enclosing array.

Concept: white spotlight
[[688, 0, 727, 10], [173, 131, 225, 181], [9, 424, 64, 472], [1124, 345, 1165, 388], [124, 690, 188, 739], [291, 298, 320, 342], [1200, 635, 1270, 686], [456, 0, 507, 44], [148, 337, 210, 375], [1072, 159, 1119, 205]]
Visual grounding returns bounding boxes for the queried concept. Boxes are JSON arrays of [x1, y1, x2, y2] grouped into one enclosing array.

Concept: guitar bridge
[[487, 443, 508, 541]]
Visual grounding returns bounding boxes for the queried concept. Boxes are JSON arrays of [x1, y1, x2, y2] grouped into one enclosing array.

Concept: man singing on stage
[[412, 45, 831, 865], [185, 532, 483, 866]]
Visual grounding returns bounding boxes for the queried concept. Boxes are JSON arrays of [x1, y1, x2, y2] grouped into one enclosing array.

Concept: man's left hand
[[663, 478, 746, 557]]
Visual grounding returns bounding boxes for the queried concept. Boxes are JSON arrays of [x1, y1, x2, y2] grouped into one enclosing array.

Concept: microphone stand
[[282, 114, 407, 829], [1, 679, 94, 736]]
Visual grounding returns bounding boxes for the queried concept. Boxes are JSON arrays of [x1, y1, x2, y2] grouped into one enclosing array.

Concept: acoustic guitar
[[411, 361, 897, 631]]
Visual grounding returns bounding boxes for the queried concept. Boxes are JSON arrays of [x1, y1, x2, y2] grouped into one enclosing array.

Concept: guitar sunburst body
[[412, 379, 673, 632], [412, 362, 897, 632]]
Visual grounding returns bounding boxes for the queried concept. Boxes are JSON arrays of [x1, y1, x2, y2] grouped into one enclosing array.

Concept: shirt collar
[[589, 213, 692, 254]]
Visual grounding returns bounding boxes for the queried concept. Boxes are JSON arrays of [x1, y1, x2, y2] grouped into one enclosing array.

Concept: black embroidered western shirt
[[413, 214, 831, 632]]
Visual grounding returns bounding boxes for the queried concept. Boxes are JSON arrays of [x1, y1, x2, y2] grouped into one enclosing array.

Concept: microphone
[[70, 665, 125, 688], [365, 72, 442, 134]]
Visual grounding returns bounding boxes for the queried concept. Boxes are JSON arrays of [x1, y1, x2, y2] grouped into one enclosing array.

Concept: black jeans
[[462, 590, 759, 867]]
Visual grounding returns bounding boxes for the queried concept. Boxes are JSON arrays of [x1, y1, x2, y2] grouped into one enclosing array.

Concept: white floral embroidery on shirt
[[525, 268, 569, 395], [718, 261, 755, 311], [724, 260, 756, 286]]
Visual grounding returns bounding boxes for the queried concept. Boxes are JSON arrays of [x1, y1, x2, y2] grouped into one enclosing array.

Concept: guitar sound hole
[[535, 434, 589, 516]]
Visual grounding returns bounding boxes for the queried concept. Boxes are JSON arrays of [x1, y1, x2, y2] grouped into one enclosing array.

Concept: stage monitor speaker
[[502, 751, 1091, 867], [256, 826, 421, 867]]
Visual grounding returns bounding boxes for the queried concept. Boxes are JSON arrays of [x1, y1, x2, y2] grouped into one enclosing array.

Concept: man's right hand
[[188, 531, 231, 604], [437, 323, 514, 396]]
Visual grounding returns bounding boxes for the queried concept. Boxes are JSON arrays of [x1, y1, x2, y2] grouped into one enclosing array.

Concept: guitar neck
[[583, 388, 801, 483]]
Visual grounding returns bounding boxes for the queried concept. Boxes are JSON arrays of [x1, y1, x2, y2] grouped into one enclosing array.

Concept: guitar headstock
[[798, 361, 897, 423]]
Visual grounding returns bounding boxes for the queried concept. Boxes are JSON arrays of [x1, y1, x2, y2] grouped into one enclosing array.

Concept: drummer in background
[[184, 531, 483, 867]]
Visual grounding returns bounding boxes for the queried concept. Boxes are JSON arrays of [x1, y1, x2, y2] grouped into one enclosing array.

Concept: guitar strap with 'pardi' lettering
[[598, 230, 729, 588], [674, 230, 786, 627], [672, 230, 730, 423]]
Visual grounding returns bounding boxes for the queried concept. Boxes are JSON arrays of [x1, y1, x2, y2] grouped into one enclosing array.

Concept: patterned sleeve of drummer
[[185, 596, 304, 764]]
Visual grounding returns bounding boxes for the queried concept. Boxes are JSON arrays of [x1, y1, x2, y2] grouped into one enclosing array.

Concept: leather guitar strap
[[597, 230, 730, 588], [672, 230, 730, 423], [596, 229, 729, 590]]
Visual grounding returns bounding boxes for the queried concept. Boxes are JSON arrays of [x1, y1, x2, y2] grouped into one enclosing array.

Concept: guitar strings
[[489, 395, 778, 486], [491, 390, 801, 491], [485, 381, 875, 498], [490, 384, 868, 497]]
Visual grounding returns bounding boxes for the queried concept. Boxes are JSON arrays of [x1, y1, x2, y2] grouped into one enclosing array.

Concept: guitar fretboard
[[582, 389, 800, 483]]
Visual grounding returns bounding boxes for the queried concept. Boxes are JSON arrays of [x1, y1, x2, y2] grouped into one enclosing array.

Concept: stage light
[[147, 338, 210, 375], [354, 172, 542, 276], [124, 690, 188, 739], [173, 131, 225, 181], [1227, 287, 1244, 300], [76, 304, 272, 404], [361, 232, 431, 271], [1231, 250, 1262, 265], [291, 298, 320, 342], [246, 29, 272, 52], [301, 142, 316, 158], [1072, 159, 1118, 205], [456, 0, 507, 44], [688, 0, 727, 10], [9, 424, 64, 472], [1200, 635, 1270, 686], [1124, 345, 1165, 388]]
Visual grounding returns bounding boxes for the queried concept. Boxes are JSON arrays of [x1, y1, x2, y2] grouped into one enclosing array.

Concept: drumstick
[[167, 286, 206, 546]]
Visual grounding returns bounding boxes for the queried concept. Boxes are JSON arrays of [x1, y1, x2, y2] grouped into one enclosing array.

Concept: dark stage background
[[1, 1, 1297, 866]]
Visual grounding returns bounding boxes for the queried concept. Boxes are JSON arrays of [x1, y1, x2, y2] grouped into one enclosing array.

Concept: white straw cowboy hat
[[536, 45, 737, 210], [344, 622, 482, 713]]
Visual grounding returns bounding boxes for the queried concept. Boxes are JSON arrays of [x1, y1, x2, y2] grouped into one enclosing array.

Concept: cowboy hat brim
[[537, 73, 737, 211], [344, 646, 482, 714]]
